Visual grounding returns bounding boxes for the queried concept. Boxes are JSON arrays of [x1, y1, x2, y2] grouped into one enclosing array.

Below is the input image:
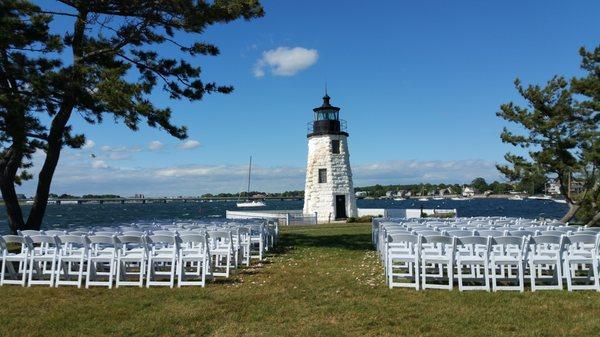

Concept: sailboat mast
[[247, 156, 252, 195]]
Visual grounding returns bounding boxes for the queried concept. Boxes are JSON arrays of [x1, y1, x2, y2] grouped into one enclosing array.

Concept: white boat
[[433, 197, 444, 200], [451, 197, 471, 201], [393, 197, 406, 201], [418, 197, 429, 201], [508, 195, 524, 201], [236, 200, 266, 207], [553, 199, 567, 204], [236, 156, 267, 208], [527, 195, 552, 200]]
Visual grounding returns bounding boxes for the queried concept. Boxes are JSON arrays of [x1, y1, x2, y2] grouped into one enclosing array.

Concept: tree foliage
[[497, 46, 599, 225], [0, 0, 264, 233]]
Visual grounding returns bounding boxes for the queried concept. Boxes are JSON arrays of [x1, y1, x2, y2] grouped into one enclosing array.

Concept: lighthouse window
[[318, 169, 327, 183], [331, 140, 340, 154]]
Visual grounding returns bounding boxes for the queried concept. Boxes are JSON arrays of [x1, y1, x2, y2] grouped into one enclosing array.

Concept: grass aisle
[[0, 223, 599, 337]]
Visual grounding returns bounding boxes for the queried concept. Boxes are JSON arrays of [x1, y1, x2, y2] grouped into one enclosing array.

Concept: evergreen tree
[[0, 0, 264, 233], [497, 46, 599, 225]]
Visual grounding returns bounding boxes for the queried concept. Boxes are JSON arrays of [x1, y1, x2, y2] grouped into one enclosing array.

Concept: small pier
[[226, 210, 318, 225]]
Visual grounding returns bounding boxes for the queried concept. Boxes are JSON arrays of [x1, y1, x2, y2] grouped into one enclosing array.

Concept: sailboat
[[237, 156, 266, 208]]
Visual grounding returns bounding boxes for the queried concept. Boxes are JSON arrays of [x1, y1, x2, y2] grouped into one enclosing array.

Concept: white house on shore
[[462, 186, 475, 197]]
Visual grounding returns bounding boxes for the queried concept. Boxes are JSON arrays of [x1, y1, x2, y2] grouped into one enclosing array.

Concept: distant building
[[385, 191, 396, 198], [355, 191, 368, 199], [547, 180, 561, 195], [547, 178, 585, 195], [462, 186, 475, 197], [439, 188, 452, 196]]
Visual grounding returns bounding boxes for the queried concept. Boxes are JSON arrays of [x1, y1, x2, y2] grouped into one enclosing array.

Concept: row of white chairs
[[386, 233, 600, 292], [373, 217, 592, 253], [0, 220, 278, 288], [375, 217, 600, 292], [35, 220, 278, 255]]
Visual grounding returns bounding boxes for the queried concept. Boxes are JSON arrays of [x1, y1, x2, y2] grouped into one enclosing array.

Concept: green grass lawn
[[0, 223, 599, 337]]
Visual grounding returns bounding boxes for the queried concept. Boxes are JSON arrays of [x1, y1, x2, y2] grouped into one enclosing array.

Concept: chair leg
[[27, 258, 35, 287], [529, 262, 536, 292], [49, 258, 56, 287], [414, 260, 420, 290], [139, 259, 145, 287], [170, 257, 176, 288], [518, 262, 525, 293], [483, 262, 490, 292], [78, 259, 85, 288], [556, 260, 563, 290], [447, 262, 453, 291], [491, 262, 498, 292], [108, 259, 114, 289], [115, 259, 122, 288], [421, 260, 427, 289], [387, 257, 393, 288], [594, 259, 600, 292], [0, 257, 6, 286], [457, 262, 463, 291], [146, 257, 153, 288]]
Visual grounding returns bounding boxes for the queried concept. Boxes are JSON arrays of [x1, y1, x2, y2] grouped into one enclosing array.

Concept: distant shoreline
[[2, 193, 563, 206]]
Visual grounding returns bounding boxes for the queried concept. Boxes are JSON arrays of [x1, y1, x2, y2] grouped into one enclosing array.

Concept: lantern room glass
[[315, 110, 339, 121]]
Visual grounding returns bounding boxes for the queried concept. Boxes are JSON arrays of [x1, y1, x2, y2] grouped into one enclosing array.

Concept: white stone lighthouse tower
[[303, 93, 357, 222]]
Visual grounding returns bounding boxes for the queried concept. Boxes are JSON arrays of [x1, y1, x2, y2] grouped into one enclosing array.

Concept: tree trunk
[[0, 148, 27, 233], [25, 105, 73, 230], [25, 9, 86, 230], [0, 179, 26, 234], [560, 203, 580, 223], [586, 211, 600, 227]]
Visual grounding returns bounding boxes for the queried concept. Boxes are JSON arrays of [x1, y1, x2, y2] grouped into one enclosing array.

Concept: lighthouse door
[[335, 195, 347, 219]]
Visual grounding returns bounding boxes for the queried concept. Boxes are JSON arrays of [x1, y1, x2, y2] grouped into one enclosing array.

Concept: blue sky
[[17, 1, 600, 196]]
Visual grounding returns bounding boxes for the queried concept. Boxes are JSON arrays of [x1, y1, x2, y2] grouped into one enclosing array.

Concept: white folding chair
[[208, 231, 233, 278], [248, 225, 265, 261], [86, 235, 118, 288], [146, 235, 178, 288], [116, 235, 147, 288], [0, 235, 31, 286], [178, 234, 211, 287], [236, 227, 251, 267], [420, 235, 456, 290], [527, 235, 566, 291], [27, 235, 60, 287], [456, 236, 491, 291], [55, 235, 90, 288], [490, 236, 526, 292], [387, 234, 421, 290], [563, 234, 599, 291]]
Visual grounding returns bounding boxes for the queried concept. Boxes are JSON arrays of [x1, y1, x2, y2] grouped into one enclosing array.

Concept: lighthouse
[[303, 93, 358, 222]]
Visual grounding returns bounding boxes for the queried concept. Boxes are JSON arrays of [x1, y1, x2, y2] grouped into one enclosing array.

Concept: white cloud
[[180, 140, 201, 150], [82, 139, 95, 150], [91, 160, 108, 169], [353, 160, 500, 185], [254, 47, 318, 77], [253, 67, 265, 78], [148, 140, 164, 151], [15, 153, 502, 197], [100, 145, 142, 160]]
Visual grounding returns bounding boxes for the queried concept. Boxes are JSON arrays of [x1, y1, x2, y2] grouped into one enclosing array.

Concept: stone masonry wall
[[303, 134, 358, 222]]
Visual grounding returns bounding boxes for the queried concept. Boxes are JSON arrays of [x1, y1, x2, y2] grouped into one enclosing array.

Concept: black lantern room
[[307, 94, 348, 138]]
